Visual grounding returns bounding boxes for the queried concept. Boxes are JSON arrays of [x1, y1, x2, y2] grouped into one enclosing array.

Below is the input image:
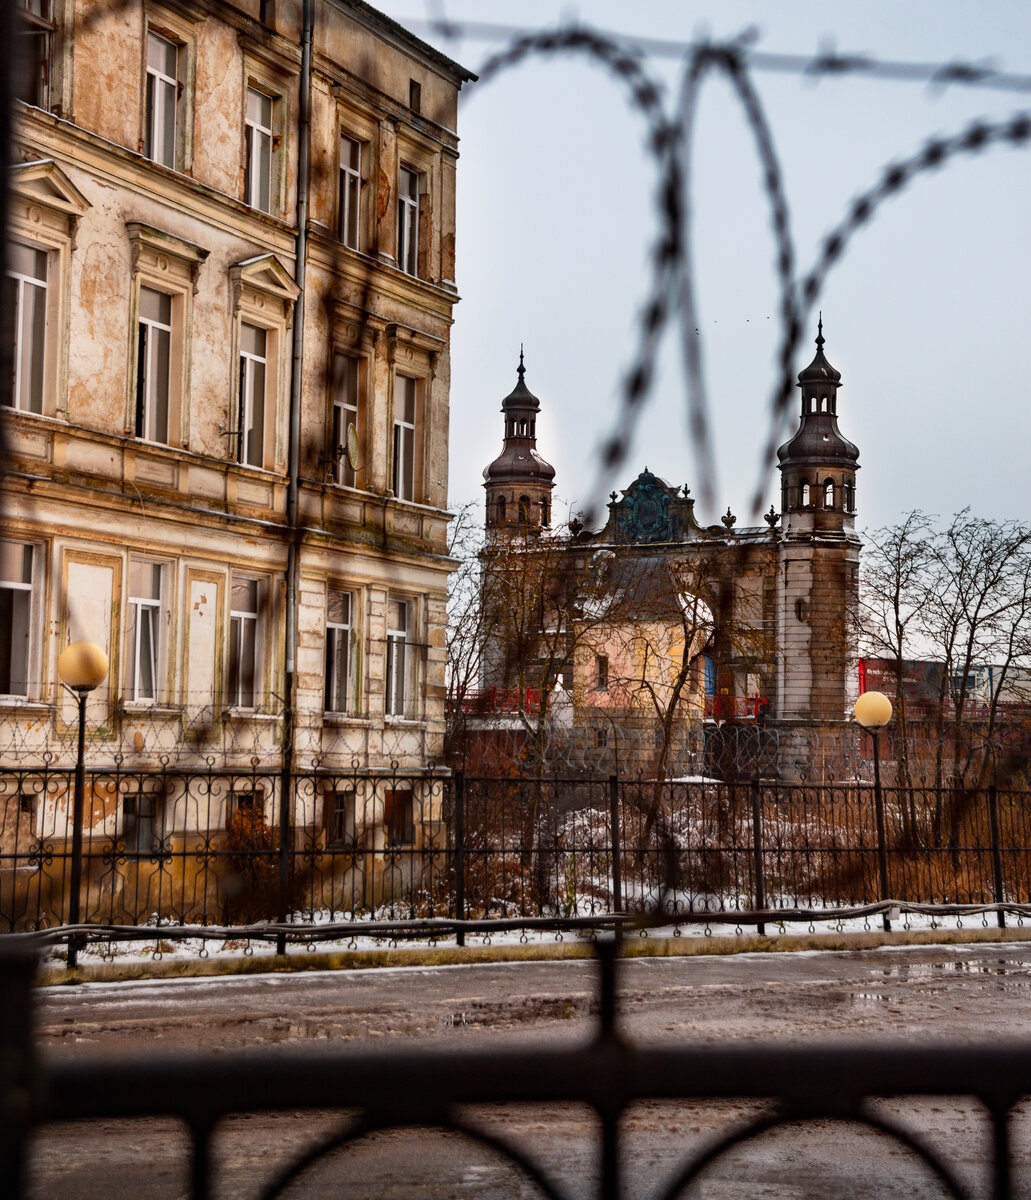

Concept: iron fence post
[[608, 775, 623, 929], [0, 943, 37, 1196], [988, 784, 1006, 929], [750, 778, 765, 936], [991, 1104, 1013, 1200], [67, 691, 88, 969], [454, 771, 465, 947], [276, 764, 290, 956], [872, 731, 891, 933]]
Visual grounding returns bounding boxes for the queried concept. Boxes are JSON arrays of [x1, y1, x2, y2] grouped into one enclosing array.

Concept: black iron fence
[[4, 765, 1031, 946], [3, 938, 1028, 1200]]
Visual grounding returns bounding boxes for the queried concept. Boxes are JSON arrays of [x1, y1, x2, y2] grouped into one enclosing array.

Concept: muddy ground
[[25, 942, 1031, 1198]]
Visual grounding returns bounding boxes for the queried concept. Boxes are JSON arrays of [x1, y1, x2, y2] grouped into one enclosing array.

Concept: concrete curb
[[35, 926, 1031, 987]]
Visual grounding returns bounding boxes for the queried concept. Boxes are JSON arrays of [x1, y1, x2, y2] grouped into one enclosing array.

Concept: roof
[[797, 317, 842, 387], [344, 1, 477, 85]]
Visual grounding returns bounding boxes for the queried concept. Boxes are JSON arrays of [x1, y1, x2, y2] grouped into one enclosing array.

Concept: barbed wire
[[450, 18, 1031, 524], [414, 15, 1031, 96], [9, 3, 1031, 798]]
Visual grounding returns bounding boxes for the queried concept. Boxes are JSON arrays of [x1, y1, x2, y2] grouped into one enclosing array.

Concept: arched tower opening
[[483, 349, 556, 536]]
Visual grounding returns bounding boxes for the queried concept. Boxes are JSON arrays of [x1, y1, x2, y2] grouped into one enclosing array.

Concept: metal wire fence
[[4, 766, 1031, 939]]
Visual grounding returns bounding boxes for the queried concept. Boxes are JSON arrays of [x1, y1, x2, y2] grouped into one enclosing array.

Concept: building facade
[[474, 328, 862, 781], [5, 0, 472, 793]]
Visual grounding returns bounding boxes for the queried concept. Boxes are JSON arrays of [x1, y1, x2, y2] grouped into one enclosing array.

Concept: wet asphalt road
[[26, 942, 1031, 1199]]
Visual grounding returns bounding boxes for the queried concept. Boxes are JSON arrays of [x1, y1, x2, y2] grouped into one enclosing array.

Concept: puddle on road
[[878, 958, 1031, 981], [269, 997, 594, 1040], [435, 996, 593, 1028], [850, 958, 1031, 1005]]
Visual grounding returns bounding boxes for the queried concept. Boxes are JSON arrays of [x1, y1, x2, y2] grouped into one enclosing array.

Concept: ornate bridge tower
[[775, 319, 861, 738], [483, 351, 555, 535]]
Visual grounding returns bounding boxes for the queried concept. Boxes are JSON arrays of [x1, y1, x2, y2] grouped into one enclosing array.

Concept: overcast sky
[[375, 2, 1031, 533]]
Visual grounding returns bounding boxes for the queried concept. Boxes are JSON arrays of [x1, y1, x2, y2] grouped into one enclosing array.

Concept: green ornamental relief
[[620, 470, 673, 543]]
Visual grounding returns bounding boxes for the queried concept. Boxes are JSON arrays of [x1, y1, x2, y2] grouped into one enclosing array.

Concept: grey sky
[[375, 2, 1031, 532]]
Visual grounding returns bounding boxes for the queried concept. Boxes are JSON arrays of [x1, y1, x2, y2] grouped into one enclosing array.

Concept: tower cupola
[[777, 318, 859, 530], [483, 350, 556, 532]]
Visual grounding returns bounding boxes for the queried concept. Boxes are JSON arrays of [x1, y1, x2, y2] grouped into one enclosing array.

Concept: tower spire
[[483, 353, 555, 534], [817, 312, 824, 348]]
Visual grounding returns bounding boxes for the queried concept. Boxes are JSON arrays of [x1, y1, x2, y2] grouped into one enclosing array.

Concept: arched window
[[518, 495, 530, 524], [844, 482, 854, 512], [800, 480, 810, 507], [497, 495, 506, 523], [519, 419, 527, 436], [541, 496, 550, 526], [824, 479, 834, 508]]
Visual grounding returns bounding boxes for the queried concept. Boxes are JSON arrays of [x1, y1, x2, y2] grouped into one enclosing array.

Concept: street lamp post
[[854, 690, 894, 933], [57, 641, 109, 969]]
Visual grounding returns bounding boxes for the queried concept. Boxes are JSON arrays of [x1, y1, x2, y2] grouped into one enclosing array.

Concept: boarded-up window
[[384, 788, 414, 846], [123, 787, 161, 855], [324, 789, 356, 848]]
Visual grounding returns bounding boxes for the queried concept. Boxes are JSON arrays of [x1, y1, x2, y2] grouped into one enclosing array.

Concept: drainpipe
[[0, 1, 15, 417], [277, 0, 312, 954]]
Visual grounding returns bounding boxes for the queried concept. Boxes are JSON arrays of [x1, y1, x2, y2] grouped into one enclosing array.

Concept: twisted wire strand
[[754, 108, 1031, 517], [416, 15, 1031, 96], [467, 27, 678, 529], [674, 41, 798, 516]]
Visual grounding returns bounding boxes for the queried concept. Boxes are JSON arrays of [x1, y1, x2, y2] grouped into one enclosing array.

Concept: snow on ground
[[34, 905, 1027, 968]]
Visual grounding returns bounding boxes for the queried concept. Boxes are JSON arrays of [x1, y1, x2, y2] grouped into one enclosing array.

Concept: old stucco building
[[474, 326, 861, 781], [5, 2, 472, 803]]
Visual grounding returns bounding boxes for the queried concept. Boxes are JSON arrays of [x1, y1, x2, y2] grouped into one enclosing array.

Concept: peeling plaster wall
[[4, 0, 469, 778]]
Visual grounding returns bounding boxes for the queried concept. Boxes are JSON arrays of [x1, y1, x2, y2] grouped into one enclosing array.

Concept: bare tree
[[859, 511, 935, 805], [921, 511, 1031, 793], [860, 510, 1031, 844]]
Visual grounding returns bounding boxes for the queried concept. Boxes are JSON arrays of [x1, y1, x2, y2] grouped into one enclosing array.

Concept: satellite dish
[[346, 423, 359, 472]]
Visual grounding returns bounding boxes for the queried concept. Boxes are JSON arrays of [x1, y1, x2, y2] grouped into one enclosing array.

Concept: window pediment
[[11, 159, 91, 221], [386, 321, 443, 371], [126, 222, 209, 289], [230, 254, 300, 305]]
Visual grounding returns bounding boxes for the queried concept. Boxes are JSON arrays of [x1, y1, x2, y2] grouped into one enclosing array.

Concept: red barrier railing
[[704, 694, 769, 720], [454, 687, 544, 714]]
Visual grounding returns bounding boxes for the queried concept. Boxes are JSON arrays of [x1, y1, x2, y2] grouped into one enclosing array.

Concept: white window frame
[[125, 559, 166, 704], [385, 598, 413, 719], [228, 575, 262, 709], [0, 541, 37, 701], [125, 223, 207, 449], [145, 30, 180, 169], [228, 255, 299, 475], [325, 589, 354, 714], [8, 162, 90, 422], [6, 240, 49, 415], [238, 323, 267, 468], [16, 0, 55, 110], [392, 375, 417, 502], [331, 353, 360, 487], [245, 86, 276, 213], [397, 166, 419, 276], [339, 133, 362, 250], [135, 287, 173, 443]]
